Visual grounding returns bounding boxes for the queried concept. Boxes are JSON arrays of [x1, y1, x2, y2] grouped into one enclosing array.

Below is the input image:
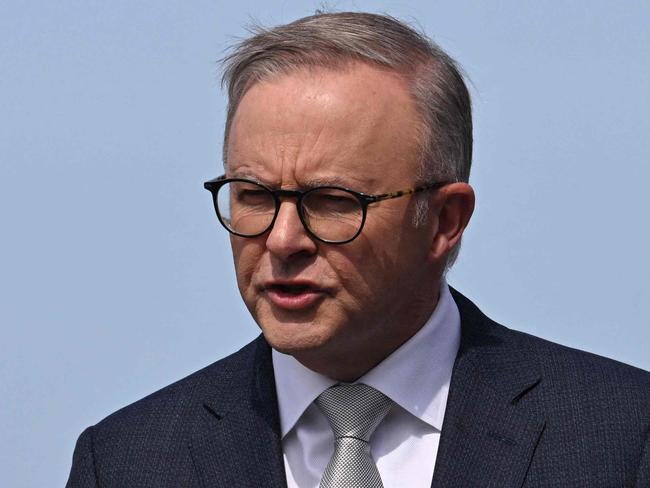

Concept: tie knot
[[316, 383, 393, 442]]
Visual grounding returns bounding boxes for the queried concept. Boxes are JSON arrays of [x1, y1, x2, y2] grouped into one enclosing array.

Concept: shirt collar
[[272, 281, 461, 437]]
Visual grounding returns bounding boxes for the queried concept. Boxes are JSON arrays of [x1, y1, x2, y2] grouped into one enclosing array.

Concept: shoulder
[[494, 312, 650, 483], [66, 337, 272, 486], [511, 324, 649, 386], [67, 336, 273, 485], [452, 287, 650, 425], [88, 336, 264, 440], [448, 287, 650, 487], [452, 286, 650, 391], [508, 325, 650, 417]]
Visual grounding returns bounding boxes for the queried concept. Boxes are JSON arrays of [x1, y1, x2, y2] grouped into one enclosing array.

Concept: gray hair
[[221, 11, 472, 266]]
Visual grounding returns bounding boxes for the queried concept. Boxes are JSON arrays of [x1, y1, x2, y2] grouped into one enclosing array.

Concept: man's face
[[226, 63, 441, 377]]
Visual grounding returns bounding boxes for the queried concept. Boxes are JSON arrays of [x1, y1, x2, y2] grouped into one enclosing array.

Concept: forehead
[[226, 63, 423, 189]]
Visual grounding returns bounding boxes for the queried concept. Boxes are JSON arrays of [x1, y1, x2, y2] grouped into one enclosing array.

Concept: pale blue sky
[[1, 1, 649, 486]]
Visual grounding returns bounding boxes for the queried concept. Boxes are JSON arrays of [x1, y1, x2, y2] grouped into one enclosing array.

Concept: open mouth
[[264, 282, 325, 310], [270, 284, 313, 295]]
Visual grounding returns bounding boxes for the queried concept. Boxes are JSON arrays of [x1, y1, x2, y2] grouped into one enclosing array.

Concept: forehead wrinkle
[[302, 174, 376, 189], [289, 109, 385, 190], [226, 171, 373, 191]]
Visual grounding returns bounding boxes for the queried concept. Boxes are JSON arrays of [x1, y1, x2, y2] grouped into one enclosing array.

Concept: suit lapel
[[431, 290, 546, 488], [189, 337, 287, 488]]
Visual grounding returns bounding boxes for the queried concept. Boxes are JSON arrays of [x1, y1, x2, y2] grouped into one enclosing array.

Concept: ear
[[428, 183, 475, 262]]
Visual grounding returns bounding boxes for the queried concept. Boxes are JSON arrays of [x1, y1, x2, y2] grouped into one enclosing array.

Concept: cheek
[[323, 240, 396, 309], [230, 237, 265, 294]]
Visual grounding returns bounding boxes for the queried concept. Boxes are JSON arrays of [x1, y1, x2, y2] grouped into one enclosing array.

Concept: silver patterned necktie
[[315, 383, 393, 488]]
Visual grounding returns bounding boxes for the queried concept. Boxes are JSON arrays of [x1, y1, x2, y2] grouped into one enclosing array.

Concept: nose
[[265, 200, 318, 260]]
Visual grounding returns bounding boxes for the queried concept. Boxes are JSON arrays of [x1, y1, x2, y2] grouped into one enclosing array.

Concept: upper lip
[[261, 279, 328, 293]]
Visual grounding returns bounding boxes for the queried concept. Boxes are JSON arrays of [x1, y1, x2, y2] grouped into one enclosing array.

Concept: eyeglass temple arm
[[368, 182, 448, 203]]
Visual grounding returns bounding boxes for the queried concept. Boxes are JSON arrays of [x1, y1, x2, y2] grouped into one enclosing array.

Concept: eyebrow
[[227, 171, 374, 191], [302, 175, 372, 189], [227, 171, 266, 184]]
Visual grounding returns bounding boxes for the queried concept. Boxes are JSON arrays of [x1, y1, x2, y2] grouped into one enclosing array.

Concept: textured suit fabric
[[66, 290, 650, 487]]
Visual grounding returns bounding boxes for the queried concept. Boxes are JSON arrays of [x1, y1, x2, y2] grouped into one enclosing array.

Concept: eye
[[228, 182, 274, 209], [305, 189, 361, 215], [237, 189, 268, 202]]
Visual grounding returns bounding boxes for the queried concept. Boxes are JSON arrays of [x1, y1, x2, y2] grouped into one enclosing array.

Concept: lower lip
[[265, 288, 325, 310]]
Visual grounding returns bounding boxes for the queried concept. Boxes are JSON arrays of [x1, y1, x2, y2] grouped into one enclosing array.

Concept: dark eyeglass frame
[[203, 175, 449, 244]]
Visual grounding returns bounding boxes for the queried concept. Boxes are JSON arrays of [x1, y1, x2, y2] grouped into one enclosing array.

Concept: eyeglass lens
[[216, 181, 364, 242]]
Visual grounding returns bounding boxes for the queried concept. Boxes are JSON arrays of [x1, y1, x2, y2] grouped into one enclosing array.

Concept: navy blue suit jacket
[[66, 290, 650, 487]]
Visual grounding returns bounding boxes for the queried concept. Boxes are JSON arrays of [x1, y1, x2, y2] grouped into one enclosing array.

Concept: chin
[[262, 322, 326, 353], [255, 312, 335, 356]]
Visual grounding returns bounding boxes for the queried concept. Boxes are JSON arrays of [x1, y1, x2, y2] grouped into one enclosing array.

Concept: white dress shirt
[[272, 282, 461, 488]]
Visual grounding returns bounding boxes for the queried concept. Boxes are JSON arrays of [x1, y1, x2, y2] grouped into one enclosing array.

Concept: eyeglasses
[[203, 175, 448, 244]]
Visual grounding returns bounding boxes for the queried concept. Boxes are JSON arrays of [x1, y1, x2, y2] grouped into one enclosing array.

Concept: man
[[67, 12, 649, 487]]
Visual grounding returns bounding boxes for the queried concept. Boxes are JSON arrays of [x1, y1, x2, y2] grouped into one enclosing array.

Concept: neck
[[294, 286, 442, 381]]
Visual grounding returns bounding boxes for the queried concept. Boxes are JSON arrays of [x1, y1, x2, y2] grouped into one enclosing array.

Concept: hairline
[[222, 58, 431, 175]]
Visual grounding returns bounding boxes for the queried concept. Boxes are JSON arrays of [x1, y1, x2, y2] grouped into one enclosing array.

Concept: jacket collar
[[188, 337, 287, 488], [431, 288, 545, 487]]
